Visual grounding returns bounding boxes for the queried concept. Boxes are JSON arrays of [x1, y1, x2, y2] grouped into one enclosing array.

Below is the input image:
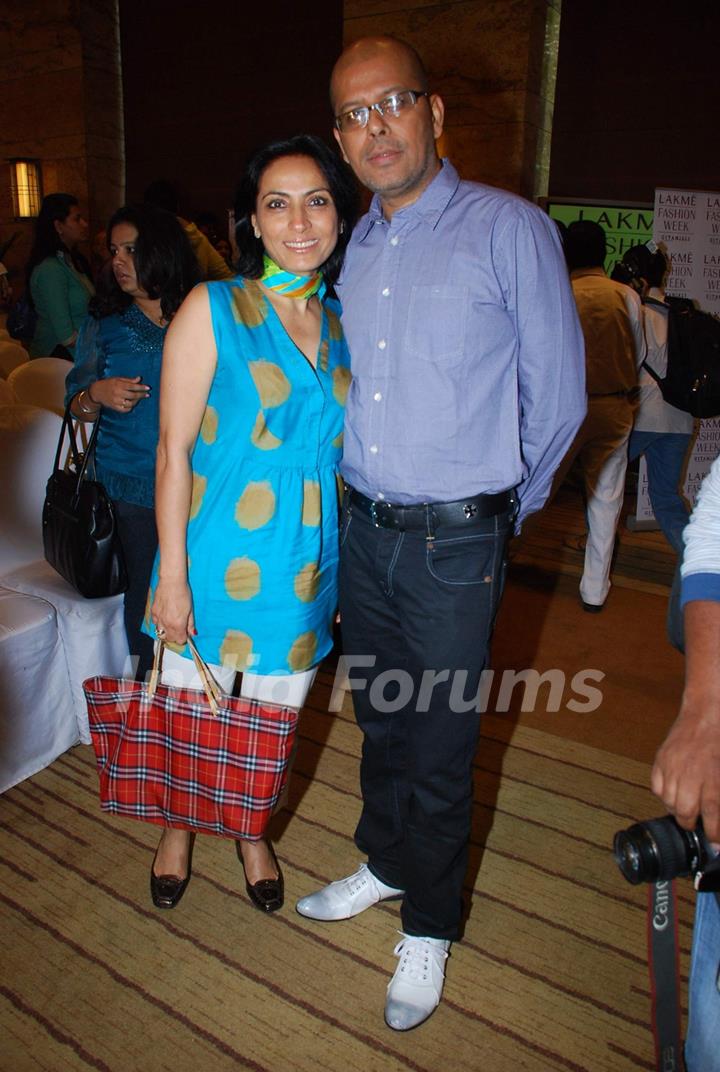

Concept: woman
[[148, 134, 358, 913], [66, 204, 199, 679], [27, 193, 95, 358]]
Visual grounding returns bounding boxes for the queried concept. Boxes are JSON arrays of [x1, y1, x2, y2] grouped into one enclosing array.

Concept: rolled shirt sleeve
[[681, 455, 720, 606]]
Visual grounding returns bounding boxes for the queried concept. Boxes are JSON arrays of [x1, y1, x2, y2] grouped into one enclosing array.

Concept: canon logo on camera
[[652, 880, 671, 931]]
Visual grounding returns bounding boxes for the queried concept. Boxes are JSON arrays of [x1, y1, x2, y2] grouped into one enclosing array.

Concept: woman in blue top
[[148, 134, 358, 914], [27, 193, 95, 358], [66, 204, 199, 679]]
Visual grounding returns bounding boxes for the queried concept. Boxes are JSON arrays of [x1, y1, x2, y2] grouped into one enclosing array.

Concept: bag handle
[[53, 404, 102, 500], [148, 636, 224, 717]]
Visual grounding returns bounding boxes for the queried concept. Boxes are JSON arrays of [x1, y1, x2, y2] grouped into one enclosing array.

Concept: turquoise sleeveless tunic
[[145, 277, 350, 675]]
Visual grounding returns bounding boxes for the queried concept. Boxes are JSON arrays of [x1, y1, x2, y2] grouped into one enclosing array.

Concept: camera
[[614, 815, 720, 892]]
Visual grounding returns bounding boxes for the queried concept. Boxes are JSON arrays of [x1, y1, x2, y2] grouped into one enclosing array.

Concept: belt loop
[[425, 503, 435, 540]]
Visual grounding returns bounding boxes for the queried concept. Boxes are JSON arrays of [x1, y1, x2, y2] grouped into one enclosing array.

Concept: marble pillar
[[341, 0, 561, 199], [0, 1, 124, 287]]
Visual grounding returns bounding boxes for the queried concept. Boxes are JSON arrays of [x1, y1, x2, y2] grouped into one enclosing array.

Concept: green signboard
[[544, 200, 654, 275]]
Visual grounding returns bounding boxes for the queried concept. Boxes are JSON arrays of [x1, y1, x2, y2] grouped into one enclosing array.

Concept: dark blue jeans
[[338, 500, 511, 940], [113, 499, 157, 681]]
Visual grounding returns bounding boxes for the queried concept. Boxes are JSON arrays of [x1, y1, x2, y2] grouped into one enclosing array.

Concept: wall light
[[10, 160, 42, 218]]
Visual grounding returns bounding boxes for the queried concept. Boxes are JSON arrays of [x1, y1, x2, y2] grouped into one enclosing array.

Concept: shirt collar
[[355, 158, 460, 242], [570, 266, 607, 280]]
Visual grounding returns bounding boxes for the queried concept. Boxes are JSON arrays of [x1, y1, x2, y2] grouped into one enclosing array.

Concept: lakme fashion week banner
[[545, 199, 653, 275]]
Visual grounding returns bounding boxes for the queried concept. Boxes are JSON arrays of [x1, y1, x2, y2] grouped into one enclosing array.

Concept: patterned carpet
[[1, 663, 693, 1072]]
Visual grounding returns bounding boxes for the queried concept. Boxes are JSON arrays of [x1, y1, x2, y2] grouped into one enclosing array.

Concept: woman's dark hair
[[90, 203, 200, 320], [26, 193, 90, 283], [234, 134, 359, 285]]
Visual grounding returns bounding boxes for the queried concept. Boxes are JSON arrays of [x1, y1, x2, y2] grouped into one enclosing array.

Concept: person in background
[[0, 260, 11, 304], [652, 454, 720, 1070], [90, 228, 112, 285], [143, 180, 234, 282], [214, 237, 233, 267], [557, 220, 646, 612], [295, 36, 585, 1030], [27, 193, 95, 359], [147, 134, 357, 915], [624, 243, 694, 556], [65, 204, 199, 680]]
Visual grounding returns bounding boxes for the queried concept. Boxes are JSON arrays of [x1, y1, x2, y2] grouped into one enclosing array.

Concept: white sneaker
[[295, 863, 404, 921], [384, 933, 450, 1031]]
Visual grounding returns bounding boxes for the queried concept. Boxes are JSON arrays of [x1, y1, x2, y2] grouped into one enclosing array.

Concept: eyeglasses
[[335, 89, 429, 133]]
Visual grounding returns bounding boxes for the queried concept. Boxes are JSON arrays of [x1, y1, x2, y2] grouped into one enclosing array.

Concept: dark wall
[[550, 1, 720, 202], [119, 0, 343, 228]]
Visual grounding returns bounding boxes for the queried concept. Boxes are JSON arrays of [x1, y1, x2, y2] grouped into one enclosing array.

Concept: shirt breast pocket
[[404, 284, 468, 365]]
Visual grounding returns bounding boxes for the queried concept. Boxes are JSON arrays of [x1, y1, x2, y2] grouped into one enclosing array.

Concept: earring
[[254, 227, 261, 240], [339, 221, 345, 235]]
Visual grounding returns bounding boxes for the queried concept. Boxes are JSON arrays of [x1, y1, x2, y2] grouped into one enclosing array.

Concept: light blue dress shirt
[[336, 160, 586, 522]]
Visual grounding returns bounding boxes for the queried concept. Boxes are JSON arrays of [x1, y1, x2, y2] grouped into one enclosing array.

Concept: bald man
[[296, 36, 586, 1030]]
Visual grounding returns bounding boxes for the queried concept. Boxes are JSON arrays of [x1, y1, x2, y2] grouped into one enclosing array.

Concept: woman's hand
[[89, 375, 150, 414], [151, 578, 195, 646]]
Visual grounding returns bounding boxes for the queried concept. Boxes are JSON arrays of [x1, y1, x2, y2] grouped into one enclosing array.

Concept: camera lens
[[614, 823, 660, 884], [614, 817, 704, 885]]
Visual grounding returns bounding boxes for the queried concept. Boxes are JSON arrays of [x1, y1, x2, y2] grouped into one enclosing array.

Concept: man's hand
[[651, 707, 720, 844], [651, 600, 720, 846]]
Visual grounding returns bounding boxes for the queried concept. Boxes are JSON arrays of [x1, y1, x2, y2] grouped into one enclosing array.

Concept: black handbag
[[42, 406, 129, 598]]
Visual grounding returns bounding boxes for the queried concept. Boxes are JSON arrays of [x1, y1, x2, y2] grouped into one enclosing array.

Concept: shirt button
[[378, 339, 386, 350], [370, 444, 379, 454], [374, 392, 382, 401], [390, 236, 399, 246], [382, 287, 390, 297]]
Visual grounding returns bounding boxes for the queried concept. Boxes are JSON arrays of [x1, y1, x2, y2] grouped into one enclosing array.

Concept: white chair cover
[[0, 403, 129, 749], [0, 587, 78, 794], [0, 404, 62, 573], [7, 356, 69, 416], [0, 340, 29, 379]]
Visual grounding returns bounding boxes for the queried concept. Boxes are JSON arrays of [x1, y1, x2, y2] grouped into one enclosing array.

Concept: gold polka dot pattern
[[326, 307, 343, 341], [200, 406, 219, 444], [294, 562, 320, 603], [225, 557, 261, 600], [231, 284, 267, 327], [234, 481, 276, 530], [250, 411, 282, 450], [302, 480, 321, 526], [332, 365, 352, 406], [219, 630, 254, 671], [288, 630, 318, 671], [190, 474, 207, 520], [249, 360, 292, 409]]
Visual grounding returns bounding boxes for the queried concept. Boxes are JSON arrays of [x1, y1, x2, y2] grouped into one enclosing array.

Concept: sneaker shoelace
[[393, 936, 448, 984]]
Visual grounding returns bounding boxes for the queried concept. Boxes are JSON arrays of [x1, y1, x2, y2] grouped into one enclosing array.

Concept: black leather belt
[[346, 486, 514, 532]]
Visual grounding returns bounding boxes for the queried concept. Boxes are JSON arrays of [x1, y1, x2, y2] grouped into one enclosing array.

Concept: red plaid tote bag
[[84, 639, 298, 840]]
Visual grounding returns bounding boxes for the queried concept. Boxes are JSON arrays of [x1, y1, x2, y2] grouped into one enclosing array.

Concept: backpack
[[6, 292, 37, 341], [643, 296, 720, 419]]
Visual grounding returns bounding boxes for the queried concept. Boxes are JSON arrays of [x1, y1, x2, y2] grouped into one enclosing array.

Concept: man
[[652, 455, 720, 1069], [624, 243, 694, 556], [296, 36, 585, 1030], [558, 221, 645, 611]]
